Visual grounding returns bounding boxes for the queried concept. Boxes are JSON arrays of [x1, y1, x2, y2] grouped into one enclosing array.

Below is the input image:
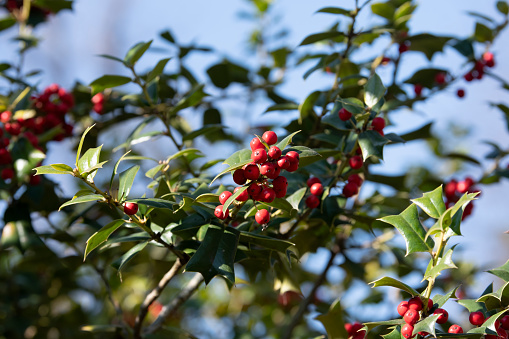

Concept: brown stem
[[133, 258, 185, 339], [143, 273, 204, 335], [282, 244, 341, 339]]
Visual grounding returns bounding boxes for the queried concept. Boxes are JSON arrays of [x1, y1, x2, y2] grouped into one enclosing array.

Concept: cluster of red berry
[[304, 177, 323, 209], [344, 322, 366, 339], [398, 297, 450, 338], [464, 52, 495, 82], [443, 177, 477, 220], [343, 173, 363, 198], [0, 84, 74, 184], [91, 93, 105, 114], [214, 131, 296, 225]]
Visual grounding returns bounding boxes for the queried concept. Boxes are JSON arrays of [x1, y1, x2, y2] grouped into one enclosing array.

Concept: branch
[[133, 258, 185, 339], [144, 273, 204, 335], [282, 244, 341, 339]]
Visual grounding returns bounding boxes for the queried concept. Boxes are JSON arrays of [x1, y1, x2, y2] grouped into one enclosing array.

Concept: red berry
[[277, 156, 290, 170], [5, 122, 21, 136], [248, 182, 263, 197], [268, 146, 282, 159], [244, 164, 260, 180], [1, 168, 14, 180], [310, 183, 323, 196], [408, 296, 423, 311], [29, 174, 41, 186], [123, 202, 138, 215], [469, 311, 485, 326], [349, 156, 363, 170], [345, 323, 353, 335], [343, 182, 359, 198], [381, 56, 391, 65], [338, 108, 352, 121], [233, 169, 247, 185], [214, 205, 229, 220], [307, 177, 321, 187], [433, 308, 448, 324], [399, 43, 409, 54], [286, 158, 299, 172], [397, 301, 409, 317], [464, 72, 474, 82], [348, 174, 363, 187], [0, 149, 12, 165], [434, 72, 446, 85], [305, 195, 320, 209], [262, 131, 277, 145], [486, 328, 508, 339], [91, 92, 104, 105], [0, 111, 12, 123], [251, 148, 267, 164], [500, 315, 509, 330], [444, 180, 457, 199], [448, 325, 463, 334], [483, 52, 495, 67], [401, 323, 414, 338], [456, 177, 474, 193], [457, 89, 465, 98], [351, 322, 363, 334], [250, 137, 264, 151], [219, 191, 233, 205], [427, 298, 433, 310], [260, 187, 276, 203], [372, 117, 385, 131], [255, 209, 270, 224], [404, 309, 419, 325], [274, 187, 287, 198], [272, 176, 288, 190], [285, 151, 300, 162], [414, 84, 423, 96], [260, 162, 276, 177], [234, 187, 249, 201]]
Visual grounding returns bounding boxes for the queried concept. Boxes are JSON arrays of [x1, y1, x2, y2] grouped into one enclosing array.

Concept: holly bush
[[1, 0, 509, 338]]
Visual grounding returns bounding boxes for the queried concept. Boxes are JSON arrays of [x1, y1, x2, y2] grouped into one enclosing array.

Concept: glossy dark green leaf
[[112, 242, 148, 273], [260, 198, 296, 214], [411, 185, 446, 219], [364, 73, 386, 108], [284, 146, 321, 167], [456, 299, 487, 313], [264, 103, 299, 113], [382, 327, 402, 339], [124, 40, 153, 66], [474, 22, 493, 42], [84, 219, 125, 260], [379, 204, 434, 255], [404, 68, 448, 88], [423, 247, 457, 281], [451, 39, 475, 57], [78, 145, 102, 181], [407, 34, 452, 60], [239, 231, 294, 253], [412, 314, 440, 337], [476, 281, 509, 310], [433, 286, 458, 308], [487, 259, 509, 281], [223, 186, 247, 214], [76, 124, 95, 167], [299, 91, 320, 123], [276, 130, 301, 151], [497, 1, 509, 15], [185, 225, 240, 285], [118, 165, 139, 202], [358, 130, 389, 161], [89, 75, 131, 94], [371, 2, 395, 20], [146, 57, 170, 82], [207, 60, 249, 89], [363, 319, 405, 333], [299, 31, 345, 45], [127, 198, 174, 210], [369, 276, 419, 296], [59, 194, 104, 211], [316, 7, 351, 16], [194, 193, 219, 203], [442, 152, 481, 165], [167, 148, 203, 162], [34, 164, 72, 175], [337, 97, 364, 114], [97, 54, 126, 64], [315, 299, 349, 339], [286, 187, 307, 211]]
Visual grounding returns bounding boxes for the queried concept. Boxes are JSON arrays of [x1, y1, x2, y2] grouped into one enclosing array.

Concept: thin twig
[[144, 273, 204, 335], [133, 258, 185, 339]]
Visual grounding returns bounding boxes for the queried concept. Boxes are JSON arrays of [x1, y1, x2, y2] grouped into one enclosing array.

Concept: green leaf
[[474, 22, 493, 42], [89, 75, 131, 94], [0, 17, 16, 32], [264, 103, 299, 113], [491, 103, 509, 132], [194, 193, 219, 203], [423, 247, 457, 281], [412, 314, 440, 337], [32, 0, 72, 12], [239, 231, 294, 253], [78, 145, 103, 181], [185, 225, 240, 285], [76, 124, 95, 167], [284, 146, 321, 167], [358, 130, 389, 161], [363, 319, 405, 332], [299, 91, 321, 123], [207, 60, 249, 89], [379, 204, 434, 256], [407, 34, 452, 61], [33, 164, 72, 175], [364, 73, 386, 108], [451, 39, 475, 58], [476, 281, 509, 311], [315, 299, 349, 339], [97, 54, 126, 64], [487, 259, 509, 281], [124, 40, 153, 66], [276, 130, 301, 151], [84, 220, 125, 260], [299, 31, 345, 45], [371, 2, 395, 20], [223, 186, 248, 214], [167, 148, 203, 162], [404, 68, 448, 88], [182, 124, 224, 142], [457, 299, 487, 313], [316, 7, 351, 16], [81, 160, 108, 177], [260, 198, 296, 215], [497, 1, 509, 15], [369, 276, 420, 296], [59, 194, 104, 211], [286, 187, 307, 211], [146, 57, 170, 82], [433, 287, 458, 308], [382, 328, 402, 339], [127, 198, 174, 210], [118, 165, 139, 202], [411, 186, 446, 219], [112, 242, 148, 273], [337, 97, 365, 114]]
